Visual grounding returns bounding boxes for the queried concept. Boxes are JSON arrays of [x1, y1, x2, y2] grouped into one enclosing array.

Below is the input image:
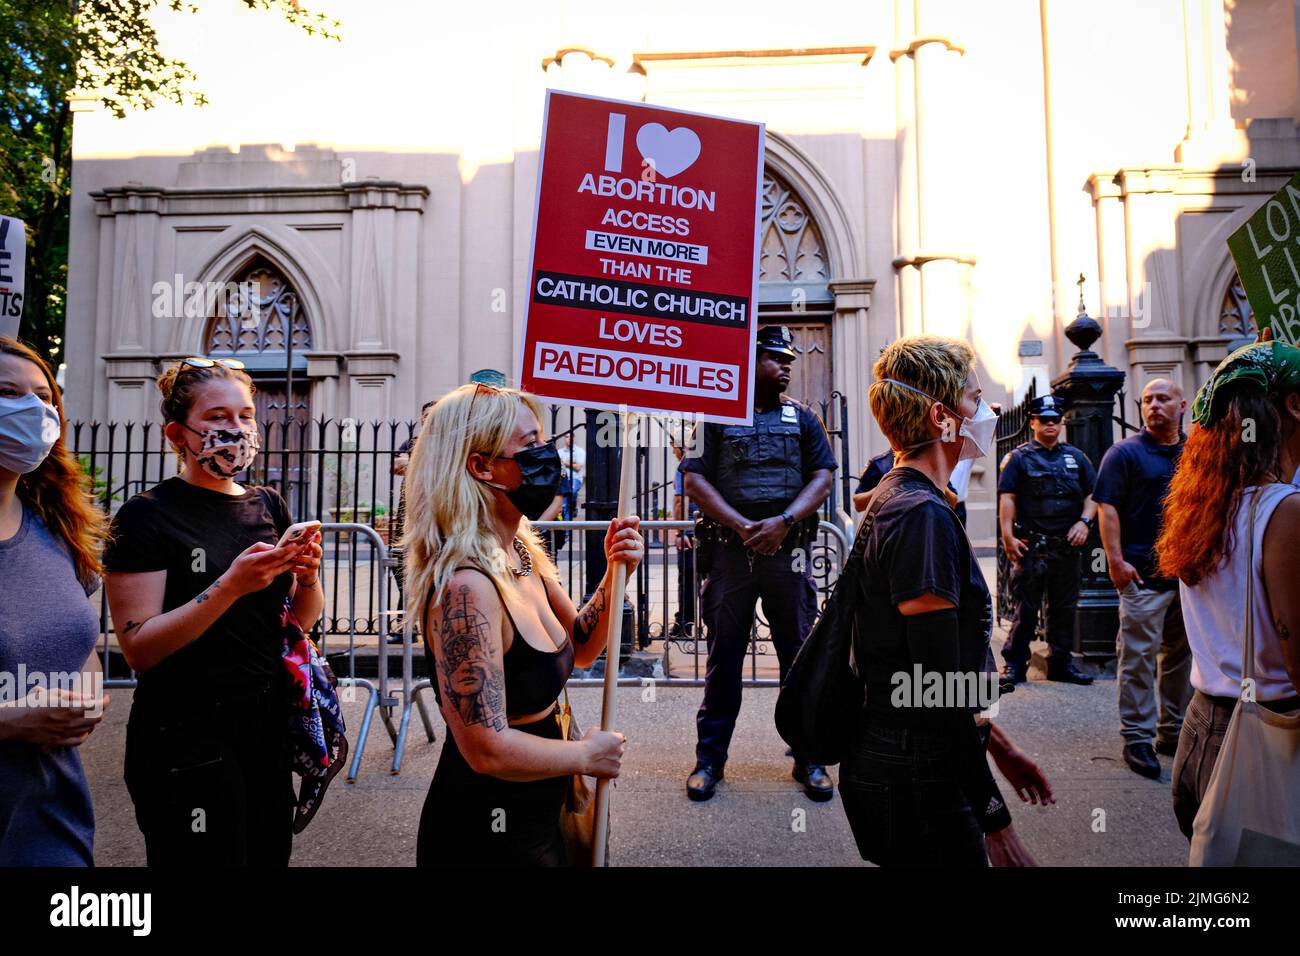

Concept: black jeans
[[839, 718, 988, 867], [695, 544, 817, 769], [124, 683, 294, 867], [1004, 541, 1079, 668]]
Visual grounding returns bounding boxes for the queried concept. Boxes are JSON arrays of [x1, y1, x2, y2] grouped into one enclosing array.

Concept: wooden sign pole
[[591, 411, 639, 867]]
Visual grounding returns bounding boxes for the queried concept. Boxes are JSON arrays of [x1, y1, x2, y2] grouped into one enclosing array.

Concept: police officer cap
[[1027, 394, 1065, 419], [757, 325, 798, 361]]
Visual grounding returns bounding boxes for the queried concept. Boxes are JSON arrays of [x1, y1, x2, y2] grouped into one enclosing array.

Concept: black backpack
[[775, 486, 901, 766]]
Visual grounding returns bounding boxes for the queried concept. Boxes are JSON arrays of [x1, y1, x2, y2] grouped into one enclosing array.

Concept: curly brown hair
[[1157, 389, 1293, 586], [0, 336, 109, 588]]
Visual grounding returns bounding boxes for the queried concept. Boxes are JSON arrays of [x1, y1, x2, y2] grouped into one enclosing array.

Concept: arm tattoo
[[1276, 617, 1291, 642], [573, 584, 607, 646], [194, 578, 222, 605], [122, 620, 142, 635], [438, 585, 507, 732]]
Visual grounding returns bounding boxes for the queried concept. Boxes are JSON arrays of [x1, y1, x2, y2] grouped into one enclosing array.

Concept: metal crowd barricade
[[531, 517, 848, 686], [316, 522, 405, 783], [390, 608, 436, 776], [388, 516, 851, 774], [95, 516, 851, 778], [93, 523, 404, 783]]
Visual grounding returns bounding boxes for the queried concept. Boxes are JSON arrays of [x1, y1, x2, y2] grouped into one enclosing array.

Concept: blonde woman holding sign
[[404, 382, 642, 867]]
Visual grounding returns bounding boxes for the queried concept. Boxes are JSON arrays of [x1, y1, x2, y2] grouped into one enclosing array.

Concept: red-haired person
[[104, 358, 322, 866], [0, 336, 110, 865], [1157, 339, 1300, 838]]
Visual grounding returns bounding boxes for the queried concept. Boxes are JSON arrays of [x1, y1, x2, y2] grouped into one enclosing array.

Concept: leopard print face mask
[[182, 422, 261, 479]]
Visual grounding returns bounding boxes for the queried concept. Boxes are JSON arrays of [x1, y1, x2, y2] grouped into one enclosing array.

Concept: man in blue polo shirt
[[1093, 378, 1192, 779]]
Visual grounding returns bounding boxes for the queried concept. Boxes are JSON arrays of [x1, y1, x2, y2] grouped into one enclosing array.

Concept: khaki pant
[[1116, 583, 1192, 746]]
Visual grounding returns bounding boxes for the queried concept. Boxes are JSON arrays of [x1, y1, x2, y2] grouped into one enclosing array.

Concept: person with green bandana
[[1156, 333, 1300, 840]]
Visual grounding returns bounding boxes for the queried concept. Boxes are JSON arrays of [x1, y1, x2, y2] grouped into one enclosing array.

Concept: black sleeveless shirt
[[424, 566, 574, 719]]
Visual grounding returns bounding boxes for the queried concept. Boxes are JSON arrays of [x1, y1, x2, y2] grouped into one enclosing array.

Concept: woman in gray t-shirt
[[0, 337, 111, 865]]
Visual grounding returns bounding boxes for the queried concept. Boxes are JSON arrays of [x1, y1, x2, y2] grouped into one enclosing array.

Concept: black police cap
[[1027, 394, 1066, 419], [757, 325, 797, 361]]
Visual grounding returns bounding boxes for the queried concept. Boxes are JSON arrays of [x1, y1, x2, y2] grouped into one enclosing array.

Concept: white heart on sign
[[635, 123, 701, 179]]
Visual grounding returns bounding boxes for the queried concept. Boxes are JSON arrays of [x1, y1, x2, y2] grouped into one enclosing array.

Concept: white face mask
[[877, 378, 997, 461], [0, 392, 61, 474]]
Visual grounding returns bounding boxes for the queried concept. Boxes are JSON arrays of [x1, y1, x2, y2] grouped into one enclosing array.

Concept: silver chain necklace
[[509, 537, 533, 578]]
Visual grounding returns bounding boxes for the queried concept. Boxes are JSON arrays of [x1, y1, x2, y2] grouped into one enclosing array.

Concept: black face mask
[[480, 441, 562, 520]]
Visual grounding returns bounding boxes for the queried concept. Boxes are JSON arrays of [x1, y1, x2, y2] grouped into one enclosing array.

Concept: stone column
[[829, 278, 875, 510], [1087, 173, 1133, 377], [94, 186, 165, 423], [890, 4, 976, 338], [1176, 0, 1249, 165], [1118, 167, 1191, 394]]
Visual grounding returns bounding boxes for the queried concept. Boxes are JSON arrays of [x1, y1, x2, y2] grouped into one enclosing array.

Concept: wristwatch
[[782, 511, 796, 527]]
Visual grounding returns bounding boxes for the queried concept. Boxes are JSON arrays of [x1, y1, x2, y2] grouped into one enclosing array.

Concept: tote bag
[[1189, 491, 1300, 866]]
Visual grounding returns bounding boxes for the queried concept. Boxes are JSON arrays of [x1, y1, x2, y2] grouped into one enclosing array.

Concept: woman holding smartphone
[[0, 337, 110, 865], [104, 357, 323, 866], [404, 382, 641, 866]]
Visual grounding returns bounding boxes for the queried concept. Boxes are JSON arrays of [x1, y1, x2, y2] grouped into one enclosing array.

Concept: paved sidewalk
[[84, 670, 1188, 867], [82, 554, 1190, 867]]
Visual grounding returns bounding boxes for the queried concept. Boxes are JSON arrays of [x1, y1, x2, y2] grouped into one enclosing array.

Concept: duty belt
[[705, 515, 818, 549], [1017, 527, 1072, 550]]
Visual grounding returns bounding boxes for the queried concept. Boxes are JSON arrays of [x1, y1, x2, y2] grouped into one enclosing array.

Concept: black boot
[[1123, 742, 1161, 779], [1047, 660, 1094, 685], [687, 764, 723, 801], [793, 763, 834, 802]]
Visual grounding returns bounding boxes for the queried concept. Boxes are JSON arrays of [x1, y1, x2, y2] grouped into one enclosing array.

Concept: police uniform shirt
[[678, 399, 838, 518], [854, 450, 896, 497], [997, 439, 1096, 534]]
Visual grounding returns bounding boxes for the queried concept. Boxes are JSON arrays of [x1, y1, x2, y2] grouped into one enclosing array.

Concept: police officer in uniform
[[679, 326, 838, 801], [997, 394, 1097, 685]]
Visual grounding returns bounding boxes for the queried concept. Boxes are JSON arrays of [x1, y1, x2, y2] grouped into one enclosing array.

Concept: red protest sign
[[517, 90, 764, 425]]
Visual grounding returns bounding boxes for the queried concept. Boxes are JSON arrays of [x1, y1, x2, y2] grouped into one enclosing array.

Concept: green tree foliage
[[0, 0, 340, 369]]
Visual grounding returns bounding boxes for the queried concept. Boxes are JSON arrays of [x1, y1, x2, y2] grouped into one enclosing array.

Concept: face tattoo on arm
[[572, 584, 607, 645], [439, 585, 508, 732]]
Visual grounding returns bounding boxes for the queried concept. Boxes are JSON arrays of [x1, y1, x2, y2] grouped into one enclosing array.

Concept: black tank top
[[423, 566, 575, 719]]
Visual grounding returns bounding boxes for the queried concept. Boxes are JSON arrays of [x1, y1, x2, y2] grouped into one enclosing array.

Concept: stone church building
[[63, 0, 1300, 540]]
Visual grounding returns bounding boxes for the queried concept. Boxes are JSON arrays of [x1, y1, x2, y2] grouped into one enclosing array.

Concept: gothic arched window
[[759, 171, 830, 289], [205, 259, 313, 356], [1218, 271, 1256, 339]]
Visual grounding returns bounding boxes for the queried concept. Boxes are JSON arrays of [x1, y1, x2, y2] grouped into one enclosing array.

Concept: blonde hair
[[403, 384, 558, 620], [868, 335, 975, 452]]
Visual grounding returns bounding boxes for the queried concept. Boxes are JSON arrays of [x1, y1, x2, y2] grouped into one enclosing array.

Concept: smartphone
[[277, 520, 322, 549]]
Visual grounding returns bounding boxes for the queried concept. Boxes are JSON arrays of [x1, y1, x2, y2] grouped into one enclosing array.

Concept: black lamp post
[[1051, 279, 1126, 659]]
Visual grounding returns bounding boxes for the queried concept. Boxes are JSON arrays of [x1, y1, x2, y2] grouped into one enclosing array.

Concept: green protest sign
[[1227, 170, 1300, 345]]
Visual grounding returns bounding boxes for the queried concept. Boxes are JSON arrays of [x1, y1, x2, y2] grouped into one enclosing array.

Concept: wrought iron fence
[[76, 399, 855, 681]]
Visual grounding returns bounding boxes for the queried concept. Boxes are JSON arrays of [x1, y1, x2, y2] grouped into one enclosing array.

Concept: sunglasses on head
[[468, 380, 504, 414], [177, 356, 246, 373]]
